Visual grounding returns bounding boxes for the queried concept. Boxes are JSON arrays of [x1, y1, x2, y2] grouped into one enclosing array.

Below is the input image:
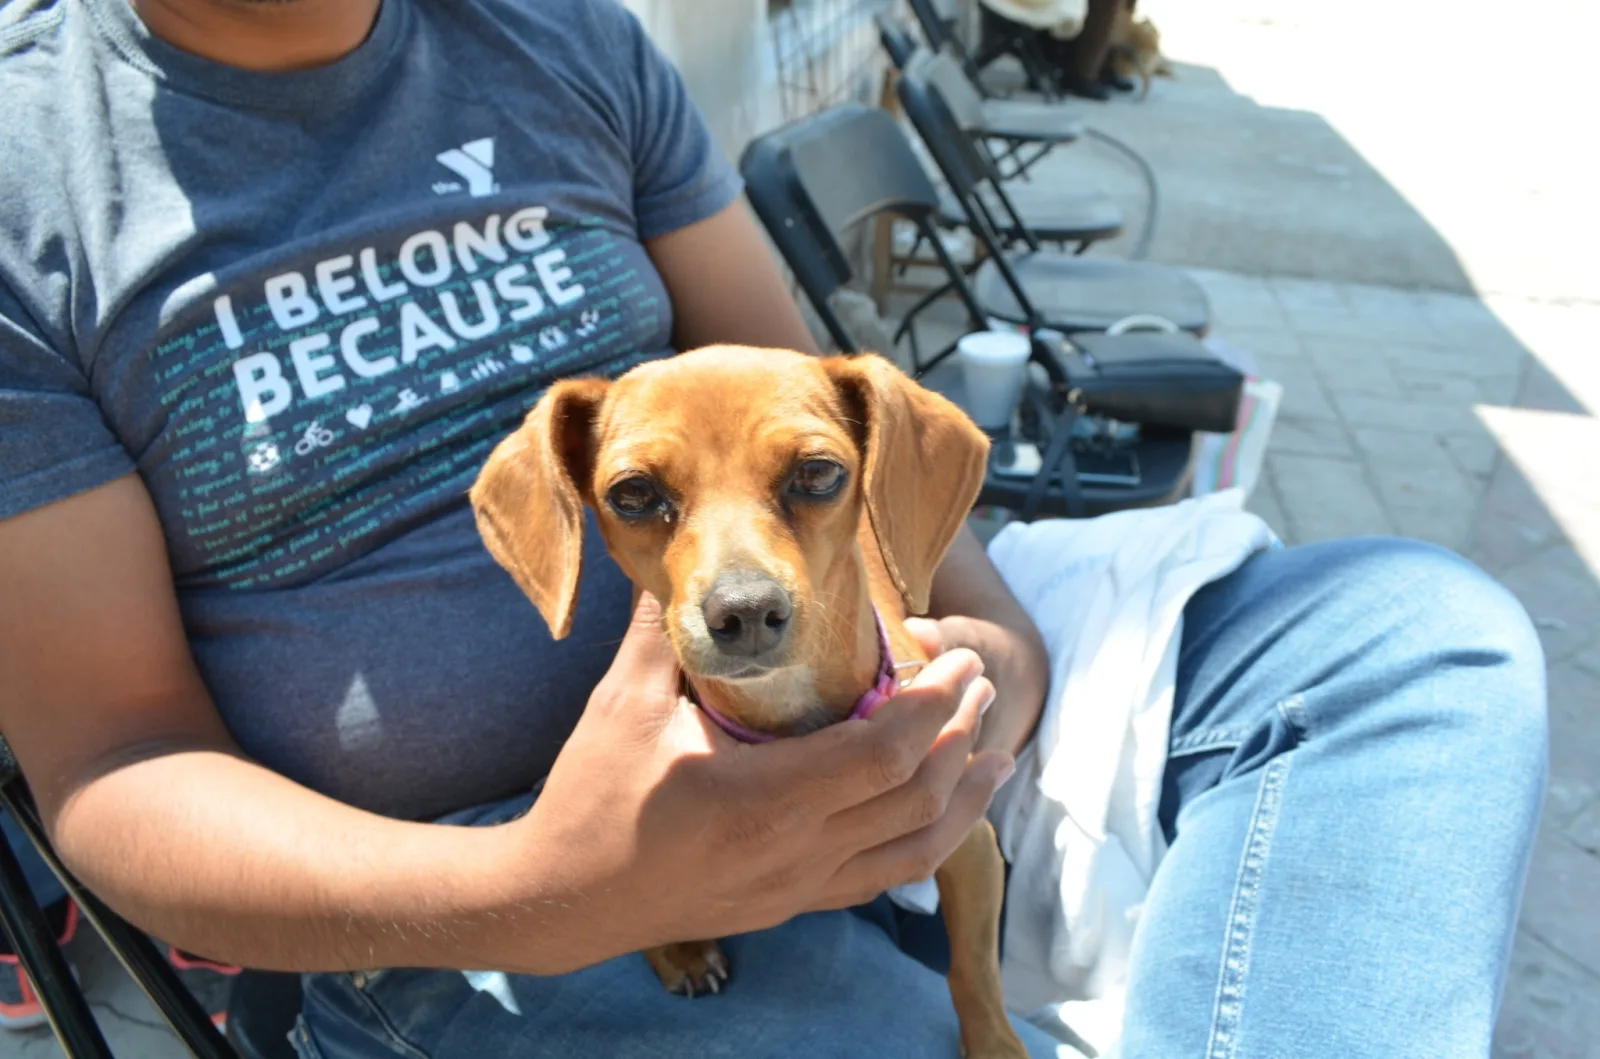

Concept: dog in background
[[1109, 10, 1173, 99], [471, 346, 1029, 1058]]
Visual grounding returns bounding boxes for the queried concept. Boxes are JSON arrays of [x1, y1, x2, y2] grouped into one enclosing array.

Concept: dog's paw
[[644, 940, 730, 998], [962, 1042, 1032, 1059], [960, 1023, 1033, 1059]]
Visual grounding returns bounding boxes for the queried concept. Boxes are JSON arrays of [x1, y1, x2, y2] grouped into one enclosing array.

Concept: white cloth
[[889, 489, 1275, 1055], [980, 0, 1088, 34]]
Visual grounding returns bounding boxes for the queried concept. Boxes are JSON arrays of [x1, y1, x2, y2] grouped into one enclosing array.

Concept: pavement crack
[[1519, 925, 1600, 985], [94, 998, 173, 1033]]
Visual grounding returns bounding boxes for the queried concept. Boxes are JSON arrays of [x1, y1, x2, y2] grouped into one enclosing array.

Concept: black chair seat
[[974, 254, 1212, 334], [937, 187, 1122, 245], [977, 98, 1084, 143], [977, 428, 1198, 517]]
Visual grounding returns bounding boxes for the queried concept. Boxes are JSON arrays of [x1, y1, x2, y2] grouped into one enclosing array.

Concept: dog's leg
[[644, 940, 730, 998], [936, 819, 1029, 1058]]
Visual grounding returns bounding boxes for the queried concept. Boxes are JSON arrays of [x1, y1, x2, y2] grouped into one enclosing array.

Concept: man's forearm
[[52, 748, 598, 976], [927, 525, 1049, 756]]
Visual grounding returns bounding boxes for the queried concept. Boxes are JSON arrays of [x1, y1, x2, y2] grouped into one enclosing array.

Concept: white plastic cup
[[957, 330, 1031, 430]]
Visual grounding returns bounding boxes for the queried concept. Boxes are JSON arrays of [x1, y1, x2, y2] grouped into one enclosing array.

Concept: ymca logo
[[432, 138, 498, 197]]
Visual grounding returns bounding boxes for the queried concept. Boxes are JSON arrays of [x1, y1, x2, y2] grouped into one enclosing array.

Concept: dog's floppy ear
[[470, 377, 609, 639], [824, 355, 990, 615]]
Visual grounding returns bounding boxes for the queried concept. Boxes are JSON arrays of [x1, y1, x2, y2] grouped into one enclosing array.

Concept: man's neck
[[129, 0, 383, 71]]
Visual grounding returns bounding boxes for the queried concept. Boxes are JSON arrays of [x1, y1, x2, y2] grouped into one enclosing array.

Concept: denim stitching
[[1205, 754, 1292, 1059], [1169, 725, 1254, 756], [342, 975, 434, 1059]]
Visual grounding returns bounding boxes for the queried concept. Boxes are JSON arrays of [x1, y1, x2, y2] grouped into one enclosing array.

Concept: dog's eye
[[608, 476, 667, 518], [789, 459, 845, 498]]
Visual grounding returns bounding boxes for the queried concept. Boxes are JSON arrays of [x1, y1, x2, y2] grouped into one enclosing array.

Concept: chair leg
[[0, 786, 239, 1059], [0, 835, 113, 1059]]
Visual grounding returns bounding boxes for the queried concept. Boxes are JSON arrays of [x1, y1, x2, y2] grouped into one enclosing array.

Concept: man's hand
[[506, 592, 1015, 972], [910, 524, 1051, 758], [904, 612, 1049, 758]]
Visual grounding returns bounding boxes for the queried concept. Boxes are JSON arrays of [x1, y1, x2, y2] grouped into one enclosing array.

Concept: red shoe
[[0, 899, 80, 1032], [166, 946, 241, 1030]]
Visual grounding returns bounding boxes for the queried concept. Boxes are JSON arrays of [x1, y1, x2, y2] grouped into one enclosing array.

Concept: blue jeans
[[296, 537, 1546, 1059]]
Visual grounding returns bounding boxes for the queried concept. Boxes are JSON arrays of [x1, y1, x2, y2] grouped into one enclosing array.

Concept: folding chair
[[741, 104, 978, 371], [0, 734, 297, 1059], [898, 1, 1083, 182], [877, 15, 1123, 254], [907, 0, 1062, 102], [739, 104, 1206, 518], [899, 51, 1212, 336]]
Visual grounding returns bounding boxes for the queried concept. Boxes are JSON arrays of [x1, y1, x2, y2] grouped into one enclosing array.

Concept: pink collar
[[695, 608, 900, 744]]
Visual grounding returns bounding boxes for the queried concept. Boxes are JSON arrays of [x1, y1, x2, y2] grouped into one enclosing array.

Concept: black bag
[[1043, 330, 1244, 435]]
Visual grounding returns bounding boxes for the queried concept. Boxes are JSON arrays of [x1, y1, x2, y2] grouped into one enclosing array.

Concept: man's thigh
[[296, 907, 1065, 1058]]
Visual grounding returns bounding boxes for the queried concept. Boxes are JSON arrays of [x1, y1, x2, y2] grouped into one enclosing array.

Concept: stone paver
[[1568, 802, 1600, 857], [1520, 827, 1600, 981], [1239, 276, 1598, 1057], [1494, 930, 1600, 1059], [1266, 452, 1393, 542], [1545, 664, 1600, 831], [1497, 547, 1600, 664]]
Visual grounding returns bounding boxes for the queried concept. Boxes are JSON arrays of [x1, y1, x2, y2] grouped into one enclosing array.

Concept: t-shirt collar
[[82, 0, 409, 112]]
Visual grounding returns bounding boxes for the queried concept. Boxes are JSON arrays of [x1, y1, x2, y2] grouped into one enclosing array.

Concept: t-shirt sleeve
[[0, 280, 134, 520], [612, 5, 744, 240]]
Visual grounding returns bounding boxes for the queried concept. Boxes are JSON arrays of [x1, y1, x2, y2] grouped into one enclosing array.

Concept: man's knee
[[1313, 536, 1548, 771]]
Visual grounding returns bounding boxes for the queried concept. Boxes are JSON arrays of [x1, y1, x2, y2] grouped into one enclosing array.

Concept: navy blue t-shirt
[[0, 0, 743, 819]]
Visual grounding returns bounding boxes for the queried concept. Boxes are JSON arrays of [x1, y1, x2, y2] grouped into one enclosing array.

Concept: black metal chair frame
[[890, 53, 1092, 352], [899, 0, 1062, 181], [0, 736, 239, 1059], [906, 0, 1062, 103], [740, 104, 1018, 379], [877, 19, 1130, 330], [742, 104, 1199, 519], [898, 53, 1208, 335]]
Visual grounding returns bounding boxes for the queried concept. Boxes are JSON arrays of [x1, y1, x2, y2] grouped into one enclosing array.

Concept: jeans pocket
[[291, 1015, 327, 1059]]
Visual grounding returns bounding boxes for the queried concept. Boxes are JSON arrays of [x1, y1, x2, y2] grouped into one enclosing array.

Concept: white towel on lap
[[889, 489, 1275, 1055]]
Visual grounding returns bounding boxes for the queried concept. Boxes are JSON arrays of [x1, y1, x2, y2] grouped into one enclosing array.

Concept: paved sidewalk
[[1195, 270, 1600, 1057], [1041, 0, 1600, 1049]]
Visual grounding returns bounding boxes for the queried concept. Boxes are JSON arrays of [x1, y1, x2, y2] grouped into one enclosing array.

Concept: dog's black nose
[[702, 575, 792, 657]]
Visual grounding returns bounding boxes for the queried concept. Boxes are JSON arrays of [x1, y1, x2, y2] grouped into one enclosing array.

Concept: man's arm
[[646, 199, 822, 356], [0, 476, 537, 972], [646, 200, 1049, 756], [0, 474, 1007, 973], [918, 526, 1049, 757]]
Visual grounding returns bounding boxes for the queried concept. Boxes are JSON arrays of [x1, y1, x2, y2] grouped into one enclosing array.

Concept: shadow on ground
[[875, 50, 1600, 1058]]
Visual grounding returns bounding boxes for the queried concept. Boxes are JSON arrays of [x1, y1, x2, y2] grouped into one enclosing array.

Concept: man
[[0, 1, 1546, 1056]]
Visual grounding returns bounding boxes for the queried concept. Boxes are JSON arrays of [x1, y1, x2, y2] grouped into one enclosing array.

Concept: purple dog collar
[[696, 608, 900, 745]]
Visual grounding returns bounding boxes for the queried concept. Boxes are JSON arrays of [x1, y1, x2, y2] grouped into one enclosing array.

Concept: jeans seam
[[1205, 753, 1292, 1059], [1169, 725, 1253, 757], [341, 976, 435, 1059], [291, 1015, 326, 1059]]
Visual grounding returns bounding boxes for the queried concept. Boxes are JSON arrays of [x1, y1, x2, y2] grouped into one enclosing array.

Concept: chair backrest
[[897, 52, 991, 201], [906, 0, 955, 51], [875, 12, 920, 70], [907, 0, 992, 92], [739, 105, 947, 352], [897, 57, 1044, 329], [919, 49, 991, 132]]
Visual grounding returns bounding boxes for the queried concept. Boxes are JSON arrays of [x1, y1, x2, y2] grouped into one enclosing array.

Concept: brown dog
[[1109, 11, 1173, 99], [470, 346, 1028, 1057]]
